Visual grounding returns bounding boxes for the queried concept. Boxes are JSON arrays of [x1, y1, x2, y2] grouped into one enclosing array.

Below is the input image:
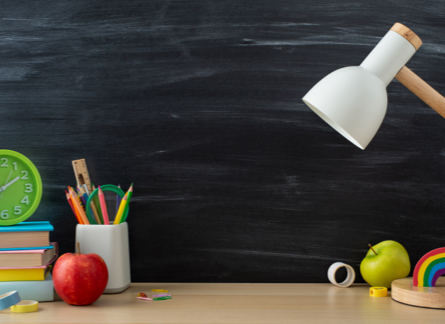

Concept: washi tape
[[327, 262, 356, 288], [10, 300, 39, 313], [0, 291, 21, 311], [370, 287, 388, 297]]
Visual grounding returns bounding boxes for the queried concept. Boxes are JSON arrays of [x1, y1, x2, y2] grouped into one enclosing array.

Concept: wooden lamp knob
[[390, 23, 422, 50]]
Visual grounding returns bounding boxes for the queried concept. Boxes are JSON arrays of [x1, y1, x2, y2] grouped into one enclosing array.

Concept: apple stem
[[77, 242, 81, 254], [368, 244, 378, 255]]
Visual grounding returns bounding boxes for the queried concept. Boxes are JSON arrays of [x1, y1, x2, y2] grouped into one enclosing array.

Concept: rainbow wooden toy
[[413, 247, 445, 287], [392, 248, 445, 309]]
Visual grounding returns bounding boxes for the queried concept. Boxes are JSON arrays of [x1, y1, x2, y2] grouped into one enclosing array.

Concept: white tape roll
[[0, 291, 21, 311], [328, 262, 356, 288]]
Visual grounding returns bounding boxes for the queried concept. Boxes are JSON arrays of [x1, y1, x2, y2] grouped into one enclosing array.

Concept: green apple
[[360, 240, 410, 288]]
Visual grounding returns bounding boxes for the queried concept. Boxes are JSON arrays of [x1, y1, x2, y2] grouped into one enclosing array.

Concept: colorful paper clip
[[136, 292, 152, 301], [152, 289, 169, 292], [153, 294, 171, 297], [153, 296, 172, 301]]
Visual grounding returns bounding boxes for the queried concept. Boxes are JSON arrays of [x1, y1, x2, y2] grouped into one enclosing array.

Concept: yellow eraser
[[370, 287, 388, 297]]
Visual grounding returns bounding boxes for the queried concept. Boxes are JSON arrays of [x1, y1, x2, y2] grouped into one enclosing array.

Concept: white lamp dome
[[303, 66, 387, 149]]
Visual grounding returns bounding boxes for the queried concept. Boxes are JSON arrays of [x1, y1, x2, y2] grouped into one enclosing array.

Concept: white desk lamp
[[303, 23, 445, 149]]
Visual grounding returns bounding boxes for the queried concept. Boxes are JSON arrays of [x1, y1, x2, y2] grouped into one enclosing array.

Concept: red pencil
[[98, 186, 110, 225]]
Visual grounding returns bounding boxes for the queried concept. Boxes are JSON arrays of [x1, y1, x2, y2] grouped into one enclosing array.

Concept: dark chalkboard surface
[[1, 0, 445, 283]]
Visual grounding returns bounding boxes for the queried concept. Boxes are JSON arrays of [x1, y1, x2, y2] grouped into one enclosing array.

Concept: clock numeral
[[20, 171, 28, 180], [0, 158, 8, 167], [21, 196, 29, 205], [0, 210, 8, 219], [25, 183, 33, 193], [14, 206, 21, 215], [12, 162, 17, 171]]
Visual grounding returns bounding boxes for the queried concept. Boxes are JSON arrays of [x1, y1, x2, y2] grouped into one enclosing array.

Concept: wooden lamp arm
[[395, 66, 445, 118]]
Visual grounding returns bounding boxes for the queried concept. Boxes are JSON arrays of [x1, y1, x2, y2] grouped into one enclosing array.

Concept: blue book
[[0, 272, 54, 302], [0, 221, 54, 232], [0, 245, 54, 251], [0, 221, 53, 249]]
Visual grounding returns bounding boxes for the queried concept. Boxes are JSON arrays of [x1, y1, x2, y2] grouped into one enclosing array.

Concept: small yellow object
[[152, 289, 168, 292], [11, 300, 39, 313], [370, 287, 388, 297]]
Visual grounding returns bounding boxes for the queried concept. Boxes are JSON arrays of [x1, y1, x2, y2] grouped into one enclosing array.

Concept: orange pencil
[[66, 190, 83, 224], [98, 186, 110, 225], [67, 188, 83, 224], [69, 187, 89, 224]]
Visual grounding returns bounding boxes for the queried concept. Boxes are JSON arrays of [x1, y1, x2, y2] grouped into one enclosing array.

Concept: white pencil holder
[[75, 222, 131, 293]]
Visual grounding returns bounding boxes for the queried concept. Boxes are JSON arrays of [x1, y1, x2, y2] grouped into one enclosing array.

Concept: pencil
[[77, 186, 87, 209], [80, 185, 101, 224], [70, 185, 96, 224], [92, 183, 104, 224], [66, 190, 82, 224], [69, 188, 89, 224], [89, 199, 102, 224], [116, 184, 122, 218], [113, 192, 128, 225], [98, 186, 110, 225], [121, 184, 133, 223], [83, 184, 90, 196]]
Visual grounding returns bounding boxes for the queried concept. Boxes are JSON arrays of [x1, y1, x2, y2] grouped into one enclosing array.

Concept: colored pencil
[[66, 190, 83, 224], [92, 183, 104, 224], [89, 199, 102, 224], [80, 185, 101, 224], [98, 186, 110, 225], [83, 184, 90, 196], [78, 186, 87, 208], [113, 192, 128, 225], [69, 188, 89, 224], [116, 184, 122, 219], [121, 184, 133, 223], [70, 185, 96, 224]]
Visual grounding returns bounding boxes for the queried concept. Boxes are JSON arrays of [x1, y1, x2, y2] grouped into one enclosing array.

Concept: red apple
[[53, 250, 108, 306]]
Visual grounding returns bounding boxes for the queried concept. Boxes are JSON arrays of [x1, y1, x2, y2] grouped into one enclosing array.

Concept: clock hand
[[0, 176, 20, 192], [0, 169, 13, 199]]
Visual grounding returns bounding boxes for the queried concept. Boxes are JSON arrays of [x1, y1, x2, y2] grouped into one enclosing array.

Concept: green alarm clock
[[0, 150, 43, 226]]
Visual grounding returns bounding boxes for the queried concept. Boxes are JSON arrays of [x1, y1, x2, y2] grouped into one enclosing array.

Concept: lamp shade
[[302, 66, 387, 149]]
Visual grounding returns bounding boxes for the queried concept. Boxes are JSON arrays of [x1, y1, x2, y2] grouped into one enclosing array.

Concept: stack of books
[[0, 221, 57, 301]]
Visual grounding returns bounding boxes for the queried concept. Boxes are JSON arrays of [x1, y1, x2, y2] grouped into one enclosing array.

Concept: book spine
[[0, 274, 54, 301], [0, 268, 47, 281]]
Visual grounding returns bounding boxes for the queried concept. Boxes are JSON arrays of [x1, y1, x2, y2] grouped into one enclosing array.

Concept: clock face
[[0, 150, 43, 226]]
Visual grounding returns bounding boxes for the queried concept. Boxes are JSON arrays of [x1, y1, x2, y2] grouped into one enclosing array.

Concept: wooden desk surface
[[1, 283, 443, 323]]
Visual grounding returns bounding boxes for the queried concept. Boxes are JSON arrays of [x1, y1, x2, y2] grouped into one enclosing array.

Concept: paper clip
[[152, 289, 169, 292], [153, 294, 171, 297], [136, 292, 153, 301], [153, 296, 172, 301]]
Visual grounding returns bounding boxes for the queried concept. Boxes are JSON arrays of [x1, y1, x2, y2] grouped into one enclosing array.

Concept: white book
[[0, 272, 54, 302]]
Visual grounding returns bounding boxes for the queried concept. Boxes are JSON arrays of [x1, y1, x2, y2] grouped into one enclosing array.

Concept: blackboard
[[1, 0, 445, 283]]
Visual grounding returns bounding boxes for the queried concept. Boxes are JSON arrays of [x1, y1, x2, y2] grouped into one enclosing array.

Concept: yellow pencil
[[113, 192, 128, 225]]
